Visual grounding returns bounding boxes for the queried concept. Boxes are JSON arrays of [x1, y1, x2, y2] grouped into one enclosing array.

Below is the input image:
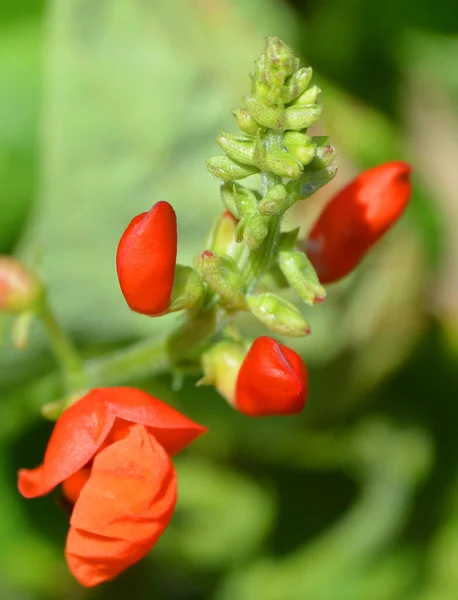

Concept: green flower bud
[[207, 211, 241, 258], [200, 341, 246, 404], [167, 265, 205, 313], [247, 292, 311, 337], [263, 150, 303, 179], [307, 137, 336, 169], [291, 85, 321, 107], [195, 251, 247, 310], [216, 132, 256, 166], [283, 131, 316, 165], [250, 76, 271, 101], [243, 211, 269, 250], [207, 155, 259, 181], [245, 96, 284, 129], [263, 37, 296, 86], [258, 184, 290, 215], [286, 138, 337, 200], [281, 67, 313, 104], [233, 183, 258, 217], [278, 250, 326, 306], [220, 182, 240, 218], [232, 109, 262, 136], [283, 103, 323, 130]]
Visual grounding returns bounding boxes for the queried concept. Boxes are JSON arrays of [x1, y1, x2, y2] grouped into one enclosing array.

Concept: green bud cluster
[[199, 38, 338, 340]]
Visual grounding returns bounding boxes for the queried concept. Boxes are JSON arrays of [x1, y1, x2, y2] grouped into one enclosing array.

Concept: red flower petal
[[235, 336, 308, 416], [305, 161, 412, 284], [116, 201, 178, 315], [18, 387, 205, 498], [66, 425, 177, 587]]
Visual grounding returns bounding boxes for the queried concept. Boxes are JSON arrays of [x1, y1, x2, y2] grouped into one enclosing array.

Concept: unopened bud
[[308, 137, 336, 169], [283, 131, 316, 166], [200, 341, 246, 405], [244, 96, 284, 130], [220, 183, 240, 218], [290, 140, 338, 200], [291, 85, 321, 107], [283, 104, 323, 130], [216, 132, 256, 166], [278, 250, 326, 305], [207, 211, 241, 258], [282, 67, 313, 104], [167, 265, 205, 313], [264, 150, 303, 179], [207, 155, 259, 181], [243, 211, 269, 250], [263, 37, 296, 87], [258, 184, 290, 215], [247, 292, 310, 337], [232, 109, 263, 136], [0, 256, 43, 313], [195, 251, 246, 309]]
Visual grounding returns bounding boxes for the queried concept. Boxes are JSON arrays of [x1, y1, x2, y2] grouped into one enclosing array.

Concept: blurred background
[[1, 0, 458, 598]]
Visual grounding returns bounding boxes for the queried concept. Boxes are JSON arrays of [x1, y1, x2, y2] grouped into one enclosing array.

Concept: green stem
[[86, 309, 217, 388], [242, 130, 284, 290], [39, 303, 87, 391], [86, 338, 169, 387]]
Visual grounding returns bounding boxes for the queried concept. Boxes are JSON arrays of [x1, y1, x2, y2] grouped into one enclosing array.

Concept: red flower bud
[[116, 201, 177, 315], [235, 336, 308, 416], [304, 161, 412, 284], [0, 256, 43, 313], [18, 387, 205, 587]]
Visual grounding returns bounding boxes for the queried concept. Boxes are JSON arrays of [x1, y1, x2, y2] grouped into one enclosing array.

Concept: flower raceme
[[18, 387, 205, 587], [304, 161, 412, 284], [203, 336, 308, 417], [116, 201, 177, 315]]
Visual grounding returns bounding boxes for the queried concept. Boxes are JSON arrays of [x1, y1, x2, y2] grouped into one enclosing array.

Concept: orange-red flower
[[304, 161, 412, 284], [18, 387, 205, 587], [116, 201, 177, 315], [235, 336, 308, 416]]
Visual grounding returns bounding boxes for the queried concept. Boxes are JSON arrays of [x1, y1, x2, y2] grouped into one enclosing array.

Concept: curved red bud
[[305, 161, 412, 284], [235, 336, 308, 416], [116, 201, 177, 315]]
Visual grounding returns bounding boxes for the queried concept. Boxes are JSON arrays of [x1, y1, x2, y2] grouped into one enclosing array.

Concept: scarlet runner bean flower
[[116, 201, 177, 315], [18, 387, 206, 587], [204, 336, 308, 417], [304, 161, 412, 284], [236, 336, 308, 416]]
